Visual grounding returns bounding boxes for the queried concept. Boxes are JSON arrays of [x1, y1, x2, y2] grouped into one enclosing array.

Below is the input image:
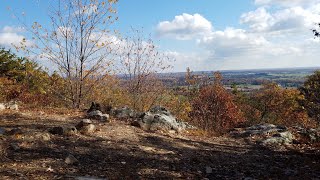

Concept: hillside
[[0, 109, 319, 179]]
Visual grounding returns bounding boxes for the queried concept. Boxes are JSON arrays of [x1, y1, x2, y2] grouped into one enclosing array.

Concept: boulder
[[87, 110, 109, 122], [262, 131, 294, 146], [132, 106, 194, 132], [76, 119, 96, 134], [49, 126, 77, 136], [230, 124, 296, 147]]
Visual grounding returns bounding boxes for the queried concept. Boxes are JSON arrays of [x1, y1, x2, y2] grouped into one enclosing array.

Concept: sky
[[1, 0, 320, 72]]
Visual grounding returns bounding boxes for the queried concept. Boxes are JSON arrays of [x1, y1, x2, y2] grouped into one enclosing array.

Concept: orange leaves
[[241, 83, 312, 127], [189, 72, 245, 135]]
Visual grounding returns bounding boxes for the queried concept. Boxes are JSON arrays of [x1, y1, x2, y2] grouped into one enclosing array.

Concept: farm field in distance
[[160, 67, 320, 92]]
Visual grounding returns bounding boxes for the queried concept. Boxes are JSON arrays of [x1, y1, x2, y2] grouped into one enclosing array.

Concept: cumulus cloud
[[241, 6, 320, 33], [155, 6, 320, 71], [156, 13, 213, 40], [0, 26, 27, 47], [197, 27, 305, 67]]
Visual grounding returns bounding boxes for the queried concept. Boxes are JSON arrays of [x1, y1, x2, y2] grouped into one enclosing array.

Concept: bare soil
[[0, 109, 319, 179]]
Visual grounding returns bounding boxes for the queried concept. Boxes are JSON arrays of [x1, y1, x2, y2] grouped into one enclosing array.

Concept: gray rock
[[65, 154, 78, 165], [205, 166, 213, 174], [292, 126, 320, 143], [63, 126, 78, 136], [112, 106, 136, 118], [0, 128, 5, 135], [230, 123, 287, 138], [87, 110, 109, 122], [133, 106, 193, 132], [6, 101, 18, 110], [76, 119, 96, 134], [262, 131, 294, 146]]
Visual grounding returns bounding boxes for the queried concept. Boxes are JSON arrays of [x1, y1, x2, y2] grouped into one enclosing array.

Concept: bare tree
[[117, 29, 173, 111], [16, 0, 118, 108]]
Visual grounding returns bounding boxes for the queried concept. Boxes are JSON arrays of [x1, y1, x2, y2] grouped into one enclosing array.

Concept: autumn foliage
[[235, 83, 314, 128], [189, 72, 245, 135], [299, 70, 320, 123]]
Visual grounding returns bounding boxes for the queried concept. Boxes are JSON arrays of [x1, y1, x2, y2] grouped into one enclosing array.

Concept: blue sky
[[1, 0, 320, 72]]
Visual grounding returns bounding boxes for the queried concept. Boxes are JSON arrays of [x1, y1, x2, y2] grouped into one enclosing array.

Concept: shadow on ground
[[0, 111, 320, 179]]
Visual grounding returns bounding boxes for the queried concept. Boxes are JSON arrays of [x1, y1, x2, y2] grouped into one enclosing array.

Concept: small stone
[[46, 166, 54, 172], [64, 126, 78, 136], [0, 103, 5, 111], [0, 128, 5, 135], [10, 143, 20, 151], [6, 101, 18, 110], [205, 166, 212, 174], [65, 154, 78, 165], [36, 133, 51, 141]]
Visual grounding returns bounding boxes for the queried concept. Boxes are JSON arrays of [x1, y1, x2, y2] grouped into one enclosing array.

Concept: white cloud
[[240, 7, 273, 32], [199, 28, 271, 58], [0, 26, 27, 47], [241, 6, 320, 33], [156, 13, 213, 40], [155, 7, 320, 71]]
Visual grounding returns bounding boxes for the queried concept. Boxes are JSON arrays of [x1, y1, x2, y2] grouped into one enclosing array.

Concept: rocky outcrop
[[132, 106, 195, 132], [231, 124, 320, 148], [292, 126, 320, 143], [230, 124, 294, 146]]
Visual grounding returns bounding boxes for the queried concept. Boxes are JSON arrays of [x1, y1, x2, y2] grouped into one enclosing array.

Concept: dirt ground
[[0, 109, 319, 179]]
